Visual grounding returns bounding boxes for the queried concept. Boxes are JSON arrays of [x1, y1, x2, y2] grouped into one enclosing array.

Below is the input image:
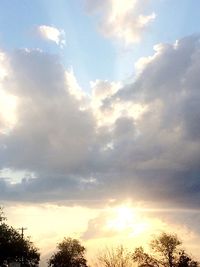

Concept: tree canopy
[[0, 207, 40, 267], [150, 232, 181, 267], [132, 233, 198, 267], [48, 237, 88, 267]]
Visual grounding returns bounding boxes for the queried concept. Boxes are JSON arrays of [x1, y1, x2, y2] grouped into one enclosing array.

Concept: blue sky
[[1, 0, 200, 90], [1, 1, 200, 265], [0, 0, 116, 89]]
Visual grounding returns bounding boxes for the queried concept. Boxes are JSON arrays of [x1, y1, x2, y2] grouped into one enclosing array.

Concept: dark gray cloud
[[0, 35, 200, 209]]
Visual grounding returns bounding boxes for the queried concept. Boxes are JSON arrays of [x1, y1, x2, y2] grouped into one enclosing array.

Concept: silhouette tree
[[132, 233, 198, 267], [132, 247, 159, 267], [150, 232, 181, 267], [0, 207, 6, 223], [96, 245, 134, 267], [48, 237, 88, 267], [0, 207, 40, 267]]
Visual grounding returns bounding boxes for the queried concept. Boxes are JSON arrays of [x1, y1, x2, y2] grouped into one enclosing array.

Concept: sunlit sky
[[0, 0, 200, 266]]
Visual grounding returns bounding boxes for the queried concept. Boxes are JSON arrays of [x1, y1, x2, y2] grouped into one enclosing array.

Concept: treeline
[[0, 208, 199, 267]]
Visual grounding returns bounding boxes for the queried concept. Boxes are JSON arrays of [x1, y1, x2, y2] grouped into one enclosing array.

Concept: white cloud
[[0, 52, 18, 133], [90, 79, 148, 128], [65, 68, 87, 102], [85, 0, 156, 45], [0, 90, 18, 133], [37, 25, 66, 47]]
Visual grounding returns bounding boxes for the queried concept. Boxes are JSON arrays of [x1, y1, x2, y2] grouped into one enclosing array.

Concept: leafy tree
[[48, 237, 88, 267], [95, 245, 134, 267], [132, 233, 198, 267], [0, 207, 6, 223], [0, 207, 40, 267], [150, 232, 181, 267]]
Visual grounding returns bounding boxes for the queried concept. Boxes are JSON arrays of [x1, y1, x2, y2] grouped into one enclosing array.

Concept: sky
[[0, 0, 200, 265]]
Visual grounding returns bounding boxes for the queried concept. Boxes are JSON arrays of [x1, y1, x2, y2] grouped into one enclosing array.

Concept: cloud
[[1, 49, 94, 176], [85, 0, 156, 45], [37, 25, 66, 47], [0, 35, 200, 211]]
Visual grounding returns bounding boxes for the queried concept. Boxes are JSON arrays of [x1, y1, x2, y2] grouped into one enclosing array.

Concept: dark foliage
[[0, 208, 40, 267], [132, 233, 199, 267], [177, 250, 198, 267], [48, 237, 88, 267]]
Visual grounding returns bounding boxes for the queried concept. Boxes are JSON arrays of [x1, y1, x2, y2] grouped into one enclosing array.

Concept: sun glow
[[106, 205, 149, 236]]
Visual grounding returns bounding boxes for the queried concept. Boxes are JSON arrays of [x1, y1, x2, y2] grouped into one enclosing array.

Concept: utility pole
[[18, 227, 27, 267], [18, 227, 27, 239]]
